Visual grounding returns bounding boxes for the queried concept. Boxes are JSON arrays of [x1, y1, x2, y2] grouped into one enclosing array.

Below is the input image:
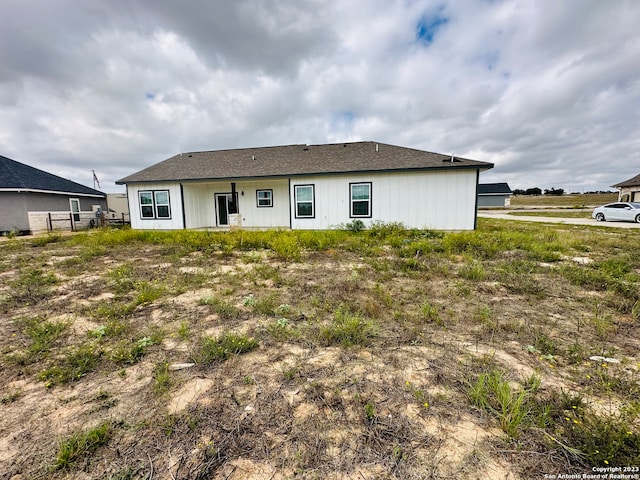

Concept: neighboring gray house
[[117, 141, 494, 231], [0, 155, 107, 235], [477, 183, 512, 207], [612, 173, 640, 202]]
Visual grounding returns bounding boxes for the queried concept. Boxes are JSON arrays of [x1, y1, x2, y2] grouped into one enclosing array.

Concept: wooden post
[[48, 212, 52, 232]]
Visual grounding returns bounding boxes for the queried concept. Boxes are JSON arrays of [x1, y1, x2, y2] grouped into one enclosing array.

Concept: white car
[[592, 202, 640, 223]]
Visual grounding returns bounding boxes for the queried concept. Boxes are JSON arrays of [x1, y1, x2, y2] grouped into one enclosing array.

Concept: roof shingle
[[478, 183, 512, 195], [0, 155, 105, 197], [116, 141, 493, 184], [612, 173, 640, 188]]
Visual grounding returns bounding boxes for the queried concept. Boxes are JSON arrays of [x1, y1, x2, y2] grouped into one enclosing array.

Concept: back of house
[[116, 141, 493, 231]]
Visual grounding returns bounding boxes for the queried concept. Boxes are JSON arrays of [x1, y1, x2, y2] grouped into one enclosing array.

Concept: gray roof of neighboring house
[[478, 182, 512, 195], [0, 155, 105, 197], [116, 141, 493, 184], [612, 173, 640, 188]]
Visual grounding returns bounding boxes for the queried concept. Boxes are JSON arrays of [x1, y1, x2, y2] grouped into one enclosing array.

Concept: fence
[[27, 211, 129, 234]]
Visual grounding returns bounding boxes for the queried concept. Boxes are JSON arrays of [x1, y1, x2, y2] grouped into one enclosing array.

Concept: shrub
[[343, 220, 366, 232]]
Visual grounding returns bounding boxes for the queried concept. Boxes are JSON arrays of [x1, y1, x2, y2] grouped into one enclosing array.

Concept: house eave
[[0, 188, 106, 198], [116, 163, 494, 185]]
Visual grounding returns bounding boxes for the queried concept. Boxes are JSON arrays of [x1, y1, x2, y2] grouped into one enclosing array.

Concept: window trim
[[349, 182, 372, 218], [139, 190, 171, 220], [256, 189, 273, 208], [294, 184, 315, 219]]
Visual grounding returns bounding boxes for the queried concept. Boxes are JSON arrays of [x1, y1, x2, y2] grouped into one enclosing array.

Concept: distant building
[[0, 155, 107, 235], [477, 183, 512, 208], [106, 193, 130, 224], [612, 173, 640, 202]]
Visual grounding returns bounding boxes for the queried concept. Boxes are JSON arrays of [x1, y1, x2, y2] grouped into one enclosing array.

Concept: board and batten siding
[[182, 179, 289, 229], [127, 183, 184, 230], [290, 170, 478, 230]]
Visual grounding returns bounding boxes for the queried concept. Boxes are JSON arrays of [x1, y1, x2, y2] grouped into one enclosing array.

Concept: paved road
[[478, 210, 640, 229]]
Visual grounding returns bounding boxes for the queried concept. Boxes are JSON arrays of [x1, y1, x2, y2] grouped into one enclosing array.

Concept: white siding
[[128, 183, 184, 230], [290, 170, 478, 230], [182, 179, 290, 229]]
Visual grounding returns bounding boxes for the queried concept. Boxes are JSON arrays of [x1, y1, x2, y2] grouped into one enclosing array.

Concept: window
[[350, 182, 371, 218], [139, 190, 171, 219], [294, 185, 314, 218], [256, 189, 273, 208]]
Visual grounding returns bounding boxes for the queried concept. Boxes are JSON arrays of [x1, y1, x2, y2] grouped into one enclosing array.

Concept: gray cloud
[[0, 0, 638, 193]]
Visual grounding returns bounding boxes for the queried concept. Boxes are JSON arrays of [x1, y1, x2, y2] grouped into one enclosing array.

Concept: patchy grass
[[191, 332, 259, 364], [0, 222, 639, 479], [53, 422, 111, 470]]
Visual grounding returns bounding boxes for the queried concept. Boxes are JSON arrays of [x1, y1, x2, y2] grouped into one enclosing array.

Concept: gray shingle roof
[[0, 155, 105, 197], [478, 182, 512, 195], [116, 141, 493, 184], [612, 173, 640, 188]]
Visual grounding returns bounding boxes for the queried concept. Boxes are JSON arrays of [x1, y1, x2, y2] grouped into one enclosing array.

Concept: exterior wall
[[127, 183, 184, 230], [478, 194, 510, 207], [183, 179, 290, 229], [0, 192, 29, 232], [1, 191, 107, 234], [618, 187, 640, 202], [290, 170, 478, 230]]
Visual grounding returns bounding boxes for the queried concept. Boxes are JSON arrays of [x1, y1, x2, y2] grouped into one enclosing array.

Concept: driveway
[[478, 210, 640, 229]]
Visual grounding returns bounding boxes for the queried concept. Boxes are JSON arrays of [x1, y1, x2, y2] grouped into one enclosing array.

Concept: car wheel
[[595, 213, 605, 222], [636, 214, 640, 224]]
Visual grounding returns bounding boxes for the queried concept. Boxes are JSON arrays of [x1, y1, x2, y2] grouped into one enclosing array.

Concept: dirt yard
[[1, 221, 638, 479]]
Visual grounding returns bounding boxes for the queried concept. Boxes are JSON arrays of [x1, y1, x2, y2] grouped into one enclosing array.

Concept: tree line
[[513, 188, 615, 196], [512, 187, 564, 196]]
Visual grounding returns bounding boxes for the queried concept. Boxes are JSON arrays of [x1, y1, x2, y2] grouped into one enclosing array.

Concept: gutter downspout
[[180, 183, 186, 229], [474, 170, 480, 230], [288, 178, 292, 230]]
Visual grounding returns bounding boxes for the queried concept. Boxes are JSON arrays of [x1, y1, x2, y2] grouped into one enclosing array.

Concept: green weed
[[419, 302, 442, 324], [31, 233, 62, 247], [53, 422, 111, 470], [153, 361, 172, 395], [39, 344, 102, 386], [1, 390, 22, 404], [191, 332, 259, 364], [468, 369, 536, 438], [200, 295, 239, 319], [134, 281, 165, 305], [318, 307, 377, 347], [18, 317, 67, 354], [270, 233, 301, 262], [109, 337, 154, 365], [458, 261, 485, 281], [9, 267, 58, 303]]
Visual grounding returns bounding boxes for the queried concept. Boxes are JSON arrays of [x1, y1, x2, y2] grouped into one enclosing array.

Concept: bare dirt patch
[[0, 224, 639, 479]]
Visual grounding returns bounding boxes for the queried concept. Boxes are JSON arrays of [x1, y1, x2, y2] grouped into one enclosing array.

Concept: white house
[[612, 173, 640, 202], [116, 141, 493, 231]]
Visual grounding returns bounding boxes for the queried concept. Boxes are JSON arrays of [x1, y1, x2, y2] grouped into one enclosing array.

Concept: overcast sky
[[1, 0, 638, 193]]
